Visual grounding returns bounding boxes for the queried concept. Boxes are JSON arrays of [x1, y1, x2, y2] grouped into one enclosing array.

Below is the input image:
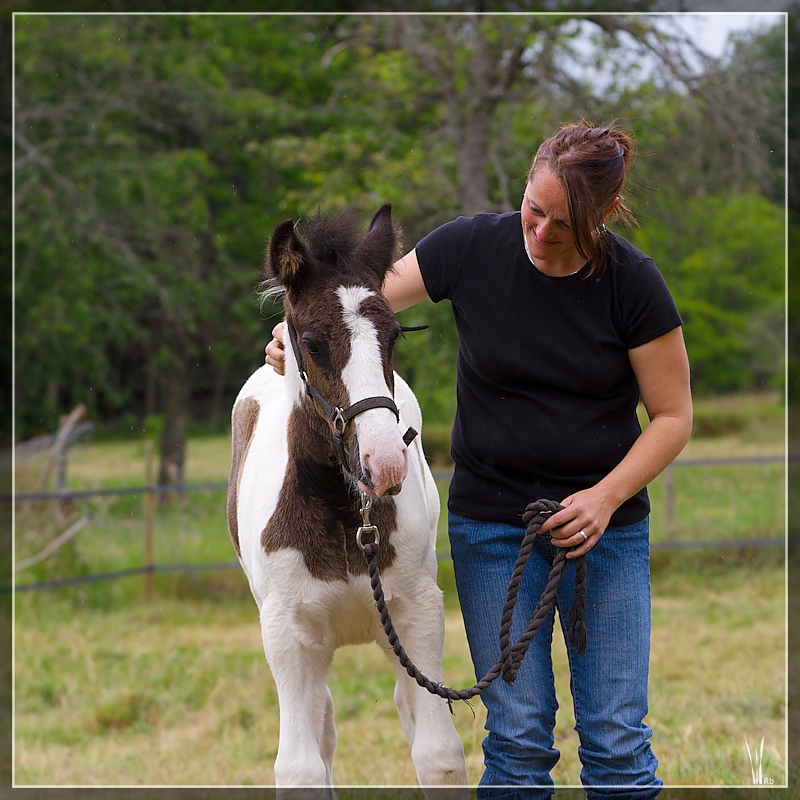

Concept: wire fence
[[4, 456, 792, 595]]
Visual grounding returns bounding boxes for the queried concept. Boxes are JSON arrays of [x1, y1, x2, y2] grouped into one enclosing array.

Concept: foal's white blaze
[[337, 284, 408, 496]]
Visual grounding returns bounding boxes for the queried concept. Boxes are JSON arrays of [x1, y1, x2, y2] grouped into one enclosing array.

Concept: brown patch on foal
[[227, 396, 260, 557], [261, 407, 397, 581]]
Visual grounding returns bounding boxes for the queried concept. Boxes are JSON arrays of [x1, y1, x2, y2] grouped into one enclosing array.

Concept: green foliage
[[13, 15, 341, 437], [630, 193, 785, 395], [12, 13, 787, 437], [395, 301, 459, 428], [788, 218, 800, 405]]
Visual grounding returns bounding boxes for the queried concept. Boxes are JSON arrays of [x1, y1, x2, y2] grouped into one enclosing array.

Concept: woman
[[265, 120, 693, 800]]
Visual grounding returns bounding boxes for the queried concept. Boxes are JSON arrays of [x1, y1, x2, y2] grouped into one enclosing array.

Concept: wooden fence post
[[143, 440, 155, 601], [24, 404, 85, 518], [54, 414, 72, 527], [34, 404, 85, 494]]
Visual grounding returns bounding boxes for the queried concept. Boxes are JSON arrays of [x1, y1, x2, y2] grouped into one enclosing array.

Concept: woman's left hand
[[537, 487, 617, 558]]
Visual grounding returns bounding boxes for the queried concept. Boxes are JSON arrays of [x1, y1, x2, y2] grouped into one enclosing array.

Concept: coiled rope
[[360, 498, 588, 705]]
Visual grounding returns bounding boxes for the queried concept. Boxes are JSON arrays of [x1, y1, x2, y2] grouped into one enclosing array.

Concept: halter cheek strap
[[284, 318, 419, 479]]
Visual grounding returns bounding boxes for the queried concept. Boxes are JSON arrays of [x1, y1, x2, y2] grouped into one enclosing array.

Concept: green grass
[[11, 391, 790, 789], [647, 462, 785, 543], [13, 554, 786, 788]]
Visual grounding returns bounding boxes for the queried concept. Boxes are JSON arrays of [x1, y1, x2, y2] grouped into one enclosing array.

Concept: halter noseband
[[285, 317, 419, 486]]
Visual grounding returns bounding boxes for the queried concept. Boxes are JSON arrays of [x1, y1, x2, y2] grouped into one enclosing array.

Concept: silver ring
[[578, 530, 588, 541]]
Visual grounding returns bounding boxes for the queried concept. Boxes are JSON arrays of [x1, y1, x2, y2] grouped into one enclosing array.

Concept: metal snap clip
[[356, 525, 380, 551]]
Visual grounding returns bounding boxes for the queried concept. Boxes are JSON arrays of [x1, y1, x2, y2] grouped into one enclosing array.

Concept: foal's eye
[[303, 339, 321, 357]]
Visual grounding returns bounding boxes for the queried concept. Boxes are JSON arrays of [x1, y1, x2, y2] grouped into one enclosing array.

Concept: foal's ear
[[356, 203, 401, 283], [265, 219, 308, 289]]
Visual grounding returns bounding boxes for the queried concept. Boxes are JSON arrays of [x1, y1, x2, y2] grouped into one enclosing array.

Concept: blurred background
[[6, 7, 796, 792], [10, 11, 789, 478]]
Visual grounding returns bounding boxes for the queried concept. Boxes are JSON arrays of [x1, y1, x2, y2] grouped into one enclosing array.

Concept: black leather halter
[[285, 317, 419, 487]]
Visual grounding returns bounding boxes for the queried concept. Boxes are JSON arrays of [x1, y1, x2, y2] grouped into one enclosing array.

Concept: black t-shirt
[[415, 211, 683, 528]]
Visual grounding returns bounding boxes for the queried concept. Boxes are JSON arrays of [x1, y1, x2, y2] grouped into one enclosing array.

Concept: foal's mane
[[301, 209, 363, 269]]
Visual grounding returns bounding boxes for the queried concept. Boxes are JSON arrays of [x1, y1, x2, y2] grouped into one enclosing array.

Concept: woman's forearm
[[595, 411, 693, 512]]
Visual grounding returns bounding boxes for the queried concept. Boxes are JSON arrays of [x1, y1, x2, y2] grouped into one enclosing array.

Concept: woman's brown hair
[[528, 119, 638, 275]]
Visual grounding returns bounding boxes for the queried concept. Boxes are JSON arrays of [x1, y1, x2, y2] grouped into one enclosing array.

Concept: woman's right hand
[[265, 321, 287, 375]]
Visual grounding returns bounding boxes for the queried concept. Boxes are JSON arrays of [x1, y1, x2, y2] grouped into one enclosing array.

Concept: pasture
[[11, 392, 789, 791]]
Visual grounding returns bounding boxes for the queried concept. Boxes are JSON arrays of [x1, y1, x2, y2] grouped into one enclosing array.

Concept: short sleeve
[[619, 257, 683, 349], [414, 216, 475, 303]]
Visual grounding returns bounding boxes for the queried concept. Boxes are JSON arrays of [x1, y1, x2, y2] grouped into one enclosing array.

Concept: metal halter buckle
[[331, 407, 346, 433]]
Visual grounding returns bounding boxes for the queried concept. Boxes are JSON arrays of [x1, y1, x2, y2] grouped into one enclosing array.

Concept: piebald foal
[[227, 205, 467, 797]]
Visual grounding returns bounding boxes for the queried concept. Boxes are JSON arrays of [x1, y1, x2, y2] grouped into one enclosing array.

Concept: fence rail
[[4, 482, 228, 503], [3, 455, 791, 504], [6, 455, 790, 594]]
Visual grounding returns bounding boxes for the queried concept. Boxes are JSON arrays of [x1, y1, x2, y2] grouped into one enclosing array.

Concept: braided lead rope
[[517, 501, 588, 671], [360, 499, 588, 706]]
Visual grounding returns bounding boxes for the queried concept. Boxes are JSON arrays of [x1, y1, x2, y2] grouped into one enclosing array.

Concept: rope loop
[[362, 498, 589, 709]]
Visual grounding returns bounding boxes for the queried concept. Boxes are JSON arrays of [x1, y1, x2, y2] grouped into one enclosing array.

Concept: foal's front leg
[[381, 585, 468, 799], [260, 602, 338, 797]]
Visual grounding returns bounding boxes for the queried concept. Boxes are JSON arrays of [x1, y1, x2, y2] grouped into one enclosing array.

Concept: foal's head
[[264, 204, 408, 497]]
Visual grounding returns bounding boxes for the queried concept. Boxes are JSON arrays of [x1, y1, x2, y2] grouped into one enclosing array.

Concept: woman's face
[[520, 165, 580, 266]]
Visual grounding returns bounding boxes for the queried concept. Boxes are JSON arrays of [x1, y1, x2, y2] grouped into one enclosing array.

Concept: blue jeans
[[448, 512, 662, 800]]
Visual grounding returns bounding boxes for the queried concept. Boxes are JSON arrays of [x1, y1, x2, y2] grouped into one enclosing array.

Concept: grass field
[[12, 552, 787, 790], [11, 391, 790, 792]]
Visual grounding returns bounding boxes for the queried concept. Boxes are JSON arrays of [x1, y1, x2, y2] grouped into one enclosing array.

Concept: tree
[[13, 11, 788, 468], [328, 14, 787, 408], [14, 15, 345, 480], [332, 13, 746, 218], [0, 15, 12, 452], [787, 1, 800, 405], [630, 193, 785, 394]]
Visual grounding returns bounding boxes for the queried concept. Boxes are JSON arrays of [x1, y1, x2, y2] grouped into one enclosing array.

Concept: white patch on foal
[[336, 285, 407, 496], [338, 284, 378, 341]]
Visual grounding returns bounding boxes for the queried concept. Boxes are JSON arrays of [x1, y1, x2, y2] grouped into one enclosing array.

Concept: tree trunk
[[209, 362, 227, 434], [145, 360, 158, 419], [457, 103, 493, 216], [388, 14, 520, 218], [158, 360, 190, 493]]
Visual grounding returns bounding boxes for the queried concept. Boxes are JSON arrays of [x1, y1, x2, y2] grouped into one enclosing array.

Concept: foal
[[227, 205, 467, 798]]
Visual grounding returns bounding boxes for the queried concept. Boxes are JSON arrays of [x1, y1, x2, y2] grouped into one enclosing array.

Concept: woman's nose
[[537, 219, 555, 239]]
